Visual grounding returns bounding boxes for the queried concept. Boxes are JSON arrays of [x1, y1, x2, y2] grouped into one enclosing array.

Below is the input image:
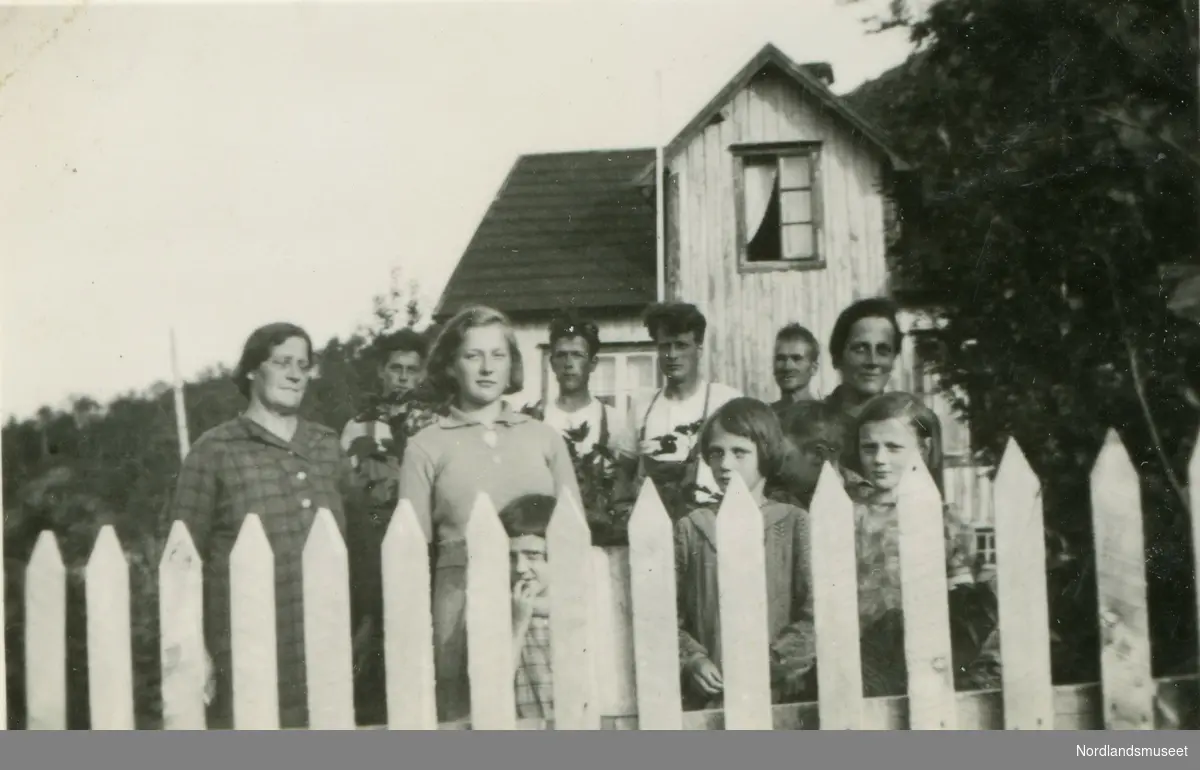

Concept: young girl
[[845, 392, 1001, 697], [673, 397, 817, 710], [398, 305, 582, 723]]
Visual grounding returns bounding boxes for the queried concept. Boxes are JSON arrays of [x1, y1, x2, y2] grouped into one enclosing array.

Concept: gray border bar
[[0, 731, 1195, 770]]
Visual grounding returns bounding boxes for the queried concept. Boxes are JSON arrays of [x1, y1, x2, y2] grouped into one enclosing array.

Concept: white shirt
[[541, 397, 635, 458], [630, 381, 742, 463]]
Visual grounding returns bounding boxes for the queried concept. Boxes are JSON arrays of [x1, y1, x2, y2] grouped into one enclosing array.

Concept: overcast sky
[[0, 0, 918, 421]]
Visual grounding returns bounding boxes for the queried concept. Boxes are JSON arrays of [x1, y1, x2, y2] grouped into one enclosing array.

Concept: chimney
[[800, 62, 835, 89]]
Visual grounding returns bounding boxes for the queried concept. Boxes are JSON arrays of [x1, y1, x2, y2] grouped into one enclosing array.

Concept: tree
[[844, 0, 1199, 679]]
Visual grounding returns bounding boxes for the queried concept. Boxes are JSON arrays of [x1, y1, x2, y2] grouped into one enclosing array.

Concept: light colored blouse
[[399, 401, 583, 544]]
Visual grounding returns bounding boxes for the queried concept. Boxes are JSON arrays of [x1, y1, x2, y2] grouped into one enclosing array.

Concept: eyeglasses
[[266, 357, 314, 375]]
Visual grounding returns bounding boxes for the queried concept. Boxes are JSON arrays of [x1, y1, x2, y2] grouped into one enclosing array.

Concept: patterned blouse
[[161, 415, 359, 729]]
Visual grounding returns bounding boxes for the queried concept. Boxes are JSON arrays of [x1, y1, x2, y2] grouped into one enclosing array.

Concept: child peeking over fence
[[846, 392, 1002, 697], [499, 494, 558, 721], [674, 397, 817, 711]]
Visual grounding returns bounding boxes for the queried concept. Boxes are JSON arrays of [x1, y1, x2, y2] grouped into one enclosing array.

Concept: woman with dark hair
[[825, 298, 905, 421], [161, 322, 364, 729], [824, 297, 946, 481], [398, 304, 582, 723]]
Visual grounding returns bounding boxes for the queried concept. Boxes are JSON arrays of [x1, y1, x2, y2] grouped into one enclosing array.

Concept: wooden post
[[170, 328, 190, 462], [230, 514, 280, 729], [716, 475, 773, 730], [896, 463, 957, 729], [383, 500, 437, 729], [809, 462, 864, 729], [303, 509, 356, 729], [627, 479, 683, 730], [1091, 429, 1154, 729], [25, 532, 67, 730], [159, 521, 207, 729], [85, 526, 136, 730], [547, 488, 599, 729], [465, 493, 517, 729], [993, 438, 1053, 729]]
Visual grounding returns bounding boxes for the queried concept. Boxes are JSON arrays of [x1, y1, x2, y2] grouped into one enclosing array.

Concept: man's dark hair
[[775, 323, 820, 357], [372, 328, 428, 365], [548, 313, 602, 357], [232, 322, 314, 399], [642, 302, 707, 345], [828, 298, 904, 368], [498, 494, 557, 539]]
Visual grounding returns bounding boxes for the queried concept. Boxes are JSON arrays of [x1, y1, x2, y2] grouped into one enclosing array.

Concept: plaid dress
[[514, 616, 554, 721], [161, 416, 358, 729]]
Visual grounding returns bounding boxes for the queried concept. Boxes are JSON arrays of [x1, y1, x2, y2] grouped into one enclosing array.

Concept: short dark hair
[[828, 298, 904, 369], [643, 302, 707, 345], [372, 328, 428, 365], [698, 397, 789, 482], [548, 313, 601, 358], [775, 323, 820, 357], [232, 322, 314, 400], [779, 400, 852, 452], [424, 305, 524, 397], [498, 494, 557, 539]]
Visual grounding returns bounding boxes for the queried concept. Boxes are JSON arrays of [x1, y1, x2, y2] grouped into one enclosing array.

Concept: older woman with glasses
[[398, 304, 581, 724], [161, 322, 365, 729]]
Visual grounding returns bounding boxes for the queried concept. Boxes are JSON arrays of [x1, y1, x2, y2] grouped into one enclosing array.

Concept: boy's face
[[783, 433, 842, 497], [703, 423, 765, 495], [509, 535, 549, 597]]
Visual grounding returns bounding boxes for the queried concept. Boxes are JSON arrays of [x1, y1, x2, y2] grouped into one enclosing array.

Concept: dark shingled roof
[[434, 149, 658, 321]]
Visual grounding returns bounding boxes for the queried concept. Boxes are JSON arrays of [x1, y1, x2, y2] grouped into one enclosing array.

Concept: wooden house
[[433, 43, 996, 550]]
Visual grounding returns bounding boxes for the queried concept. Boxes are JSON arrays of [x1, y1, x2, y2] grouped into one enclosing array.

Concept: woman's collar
[[440, 400, 531, 429]]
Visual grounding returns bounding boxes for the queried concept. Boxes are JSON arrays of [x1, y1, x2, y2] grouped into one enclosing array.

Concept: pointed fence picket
[[25, 532, 67, 730], [627, 479, 684, 730], [464, 493, 517, 730], [0, 468, 6, 731], [547, 489, 599, 730], [1091, 430, 1154, 730], [85, 525, 135, 730], [229, 514, 280, 730], [1190, 440, 1200, 679], [808, 464, 863, 730], [303, 508, 356, 729], [383, 501, 438, 730], [715, 476, 773, 730], [895, 464, 958, 730], [8, 428, 1200, 732], [992, 439, 1053, 730], [158, 520, 206, 730]]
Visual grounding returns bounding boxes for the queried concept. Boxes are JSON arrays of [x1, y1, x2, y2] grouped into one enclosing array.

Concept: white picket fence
[[3, 430, 1199, 730]]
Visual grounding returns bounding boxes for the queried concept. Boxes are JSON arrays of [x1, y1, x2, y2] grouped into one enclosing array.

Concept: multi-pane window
[[544, 346, 661, 428], [734, 144, 823, 269], [974, 528, 996, 566]]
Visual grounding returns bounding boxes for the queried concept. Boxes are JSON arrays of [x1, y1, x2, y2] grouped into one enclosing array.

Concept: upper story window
[[732, 142, 823, 272]]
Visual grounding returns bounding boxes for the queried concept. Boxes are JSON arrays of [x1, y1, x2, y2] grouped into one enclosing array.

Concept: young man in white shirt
[[630, 302, 741, 519], [523, 315, 637, 544]]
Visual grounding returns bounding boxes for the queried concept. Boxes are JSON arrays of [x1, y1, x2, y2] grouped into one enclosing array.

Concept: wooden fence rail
[[4, 432, 1199, 730]]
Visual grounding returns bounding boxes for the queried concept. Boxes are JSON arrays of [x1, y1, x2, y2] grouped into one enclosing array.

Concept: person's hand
[[686, 656, 724, 696], [512, 579, 539, 630]]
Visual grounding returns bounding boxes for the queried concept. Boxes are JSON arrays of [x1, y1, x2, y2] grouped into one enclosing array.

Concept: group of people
[[161, 297, 1002, 729]]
